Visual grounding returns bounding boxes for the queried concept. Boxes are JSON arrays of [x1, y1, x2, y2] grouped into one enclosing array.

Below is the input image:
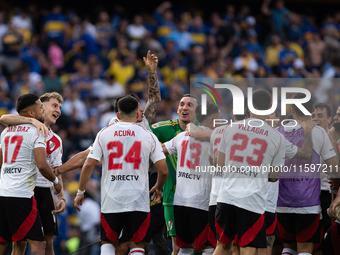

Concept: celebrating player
[[213, 89, 286, 255], [74, 95, 168, 255], [0, 94, 61, 255]]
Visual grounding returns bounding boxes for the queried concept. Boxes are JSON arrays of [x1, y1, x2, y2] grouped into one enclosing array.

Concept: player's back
[[277, 124, 336, 208], [209, 124, 228, 206], [0, 124, 45, 198], [217, 118, 285, 214], [97, 122, 161, 213], [165, 128, 212, 211]]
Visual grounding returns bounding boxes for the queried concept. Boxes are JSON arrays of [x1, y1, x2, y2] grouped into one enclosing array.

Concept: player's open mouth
[[182, 112, 189, 116], [52, 113, 59, 118]]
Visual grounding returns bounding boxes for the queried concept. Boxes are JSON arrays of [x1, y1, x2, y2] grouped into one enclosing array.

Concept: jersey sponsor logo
[[114, 130, 135, 137], [111, 175, 139, 181], [3, 167, 22, 173], [178, 171, 201, 180]]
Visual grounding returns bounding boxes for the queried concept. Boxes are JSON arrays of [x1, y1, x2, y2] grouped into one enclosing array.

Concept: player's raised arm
[[143, 50, 161, 124], [0, 114, 50, 137]]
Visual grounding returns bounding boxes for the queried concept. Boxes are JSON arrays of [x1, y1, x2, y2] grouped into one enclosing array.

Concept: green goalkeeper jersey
[[150, 119, 184, 205]]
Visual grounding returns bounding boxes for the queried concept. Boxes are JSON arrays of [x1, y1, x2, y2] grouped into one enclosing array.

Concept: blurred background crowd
[[1, 0, 340, 254]]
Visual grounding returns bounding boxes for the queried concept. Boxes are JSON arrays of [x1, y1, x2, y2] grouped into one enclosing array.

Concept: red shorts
[[101, 211, 150, 243], [0, 196, 44, 242]]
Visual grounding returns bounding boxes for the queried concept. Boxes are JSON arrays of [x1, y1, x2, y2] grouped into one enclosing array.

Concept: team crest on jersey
[[49, 141, 55, 151], [46, 136, 61, 154], [152, 123, 160, 128], [168, 221, 173, 230]]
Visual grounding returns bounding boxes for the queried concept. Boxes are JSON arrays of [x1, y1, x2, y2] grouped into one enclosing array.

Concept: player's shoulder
[[49, 130, 62, 143], [151, 119, 179, 129], [213, 124, 228, 135]]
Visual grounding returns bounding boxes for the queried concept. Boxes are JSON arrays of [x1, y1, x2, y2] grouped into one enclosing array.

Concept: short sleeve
[[149, 132, 166, 163], [87, 132, 103, 162]]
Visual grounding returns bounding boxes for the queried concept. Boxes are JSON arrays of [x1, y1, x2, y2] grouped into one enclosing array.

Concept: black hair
[[314, 103, 332, 117], [115, 93, 140, 113], [118, 95, 139, 115], [16, 93, 39, 113], [251, 89, 272, 112], [182, 94, 199, 103], [292, 93, 314, 116], [195, 103, 219, 123]]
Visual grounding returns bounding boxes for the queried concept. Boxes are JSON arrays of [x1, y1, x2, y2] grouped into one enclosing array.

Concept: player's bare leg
[[213, 241, 232, 255], [26, 239, 46, 255], [257, 235, 275, 255], [45, 233, 55, 255], [297, 242, 313, 254], [172, 236, 180, 255], [11, 240, 27, 255], [232, 243, 240, 255], [239, 247, 256, 255], [0, 242, 9, 255]]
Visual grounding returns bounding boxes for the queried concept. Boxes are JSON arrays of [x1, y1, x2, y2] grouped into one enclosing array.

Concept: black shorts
[[0, 196, 44, 242], [323, 222, 340, 255], [265, 212, 277, 236], [208, 205, 217, 247], [101, 211, 150, 243], [215, 203, 266, 248], [34, 187, 58, 236], [277, 213, 320, 243], [174, 205, 210, 249]]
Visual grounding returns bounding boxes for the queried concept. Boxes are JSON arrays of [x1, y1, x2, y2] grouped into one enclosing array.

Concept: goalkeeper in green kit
[[150, 94, 200, 255]]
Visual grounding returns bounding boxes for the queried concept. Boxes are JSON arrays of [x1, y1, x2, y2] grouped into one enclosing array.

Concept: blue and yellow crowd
[[1, 1, 340, 254]]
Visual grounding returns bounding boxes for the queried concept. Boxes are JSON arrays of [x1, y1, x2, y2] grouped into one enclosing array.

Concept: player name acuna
[[111, 175, 139, 181], [3, 167, 22, 173]]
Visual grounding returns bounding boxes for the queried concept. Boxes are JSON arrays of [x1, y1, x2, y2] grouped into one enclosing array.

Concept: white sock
[[129, 247, 145, 255], [178, 248, 194, 255], [101, 243, 115, 255], [282, 248, 297, 255], [297, 253, 312, 255], [202, 248, 214, 255]]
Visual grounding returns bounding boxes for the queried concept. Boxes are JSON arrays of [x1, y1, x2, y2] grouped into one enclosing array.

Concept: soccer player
[[0, 92, 66, 255], [208, 103, 250, 253], [162, 103, 220, 255], [74, 95, 168, 255], [213, 89, 286, 255], [150, 94, 199, 255], [311, 103, 335, 251], [276, 94, 338, 255], [0, 94, 61, 255], [55, 50, 160, 174]]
